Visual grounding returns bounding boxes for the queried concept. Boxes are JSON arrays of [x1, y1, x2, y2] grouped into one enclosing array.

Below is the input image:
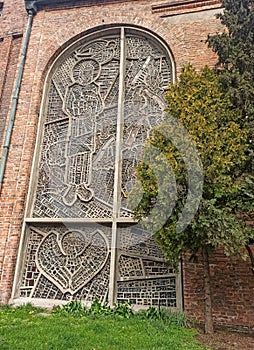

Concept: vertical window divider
[[108, 27, 126, 306]]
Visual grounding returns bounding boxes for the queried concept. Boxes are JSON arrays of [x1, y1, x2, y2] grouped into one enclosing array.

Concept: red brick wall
[[0, 0, 27, 145], [0, 36, 23, 147], [0, 0, 27, 302], [0, 0, 26, 36], [0, 0, 253, 331], [183, 247, 254, 332]]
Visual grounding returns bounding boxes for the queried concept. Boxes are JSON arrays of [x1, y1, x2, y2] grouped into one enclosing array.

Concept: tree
[[130, 65, 253, 334], [207, 0, 254, 269], [207, 0, 254, 172]]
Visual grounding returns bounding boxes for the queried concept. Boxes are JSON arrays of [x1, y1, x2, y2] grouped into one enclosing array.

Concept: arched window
[[13, 26, 182, 309]]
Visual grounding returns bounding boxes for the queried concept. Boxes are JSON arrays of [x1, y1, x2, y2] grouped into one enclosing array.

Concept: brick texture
[[183, 247, 254, 332], [0, 0, 253, 331], [0, 37, 23, 147]]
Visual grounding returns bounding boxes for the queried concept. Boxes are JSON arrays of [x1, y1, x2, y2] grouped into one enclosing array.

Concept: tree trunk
[[202, 246, 214, 334], [245, 245, 254, 274]]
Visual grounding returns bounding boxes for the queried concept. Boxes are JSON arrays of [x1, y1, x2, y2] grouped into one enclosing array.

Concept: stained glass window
[[13, 26, 182, 309]]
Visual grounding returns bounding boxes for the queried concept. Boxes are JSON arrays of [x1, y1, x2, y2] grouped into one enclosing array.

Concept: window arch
[[13, 26, 182, 309]]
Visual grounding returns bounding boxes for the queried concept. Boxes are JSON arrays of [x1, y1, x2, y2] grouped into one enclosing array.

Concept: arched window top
[[32, 25, 174, 219], [47, 26, 175, 83]]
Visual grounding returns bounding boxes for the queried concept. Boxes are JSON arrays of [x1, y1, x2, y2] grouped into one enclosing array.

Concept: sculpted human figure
[[63, 59, 103, 206]]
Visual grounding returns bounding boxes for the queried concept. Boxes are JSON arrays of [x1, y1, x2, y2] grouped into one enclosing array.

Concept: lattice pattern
[[18, 27, 179, 309], [20, 229, 42, 291], [121, 35, 171, 213], [74, 258, 110, 303], [119, 225, 165, 259], [33, 36, 120, 218], [20, 224, 111, 301], [117, 225, 177, 307], [117, 278, 177, 307], [119, 255, 143, 278], [33, 30, 172, 219], [143, 260, 174, 276]]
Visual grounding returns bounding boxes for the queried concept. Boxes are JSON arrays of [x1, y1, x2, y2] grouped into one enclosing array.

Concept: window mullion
[[112, 27, 126, 219], [108, 27, 126, 306]]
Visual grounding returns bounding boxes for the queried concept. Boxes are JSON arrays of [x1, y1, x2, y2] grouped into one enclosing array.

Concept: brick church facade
[[0, 0, 253, 331]]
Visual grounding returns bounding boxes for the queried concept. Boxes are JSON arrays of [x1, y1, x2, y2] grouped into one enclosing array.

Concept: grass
[[0, 304, 208, 350]]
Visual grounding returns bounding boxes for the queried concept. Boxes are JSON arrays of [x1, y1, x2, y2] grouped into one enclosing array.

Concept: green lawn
[[0, 305, 208, 350]]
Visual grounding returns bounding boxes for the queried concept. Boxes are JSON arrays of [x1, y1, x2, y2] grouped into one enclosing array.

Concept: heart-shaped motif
[[36, 229, 109, 295]]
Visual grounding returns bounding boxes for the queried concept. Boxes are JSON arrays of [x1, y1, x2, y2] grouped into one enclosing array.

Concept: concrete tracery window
[[13, 26, 182, 309]]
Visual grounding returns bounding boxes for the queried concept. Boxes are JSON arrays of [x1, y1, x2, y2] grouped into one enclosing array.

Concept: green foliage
[[0, 304, 207, 350], [132, 65, 253, 268], [52, 300, 87, 317], [138, 306, 187, 327], [112, 302, 134, 318], [207, 0, 254, 171], [50, 300, 185, 326], [51, 299, 134, 319], [89, 299, 113, 316], [52, 299, 109, 317], [0, 304, 12, 312], [0, 303, 44, 316]]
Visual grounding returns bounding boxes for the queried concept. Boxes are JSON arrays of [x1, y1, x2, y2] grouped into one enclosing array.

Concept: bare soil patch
[[196, 330, 254, 350]]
